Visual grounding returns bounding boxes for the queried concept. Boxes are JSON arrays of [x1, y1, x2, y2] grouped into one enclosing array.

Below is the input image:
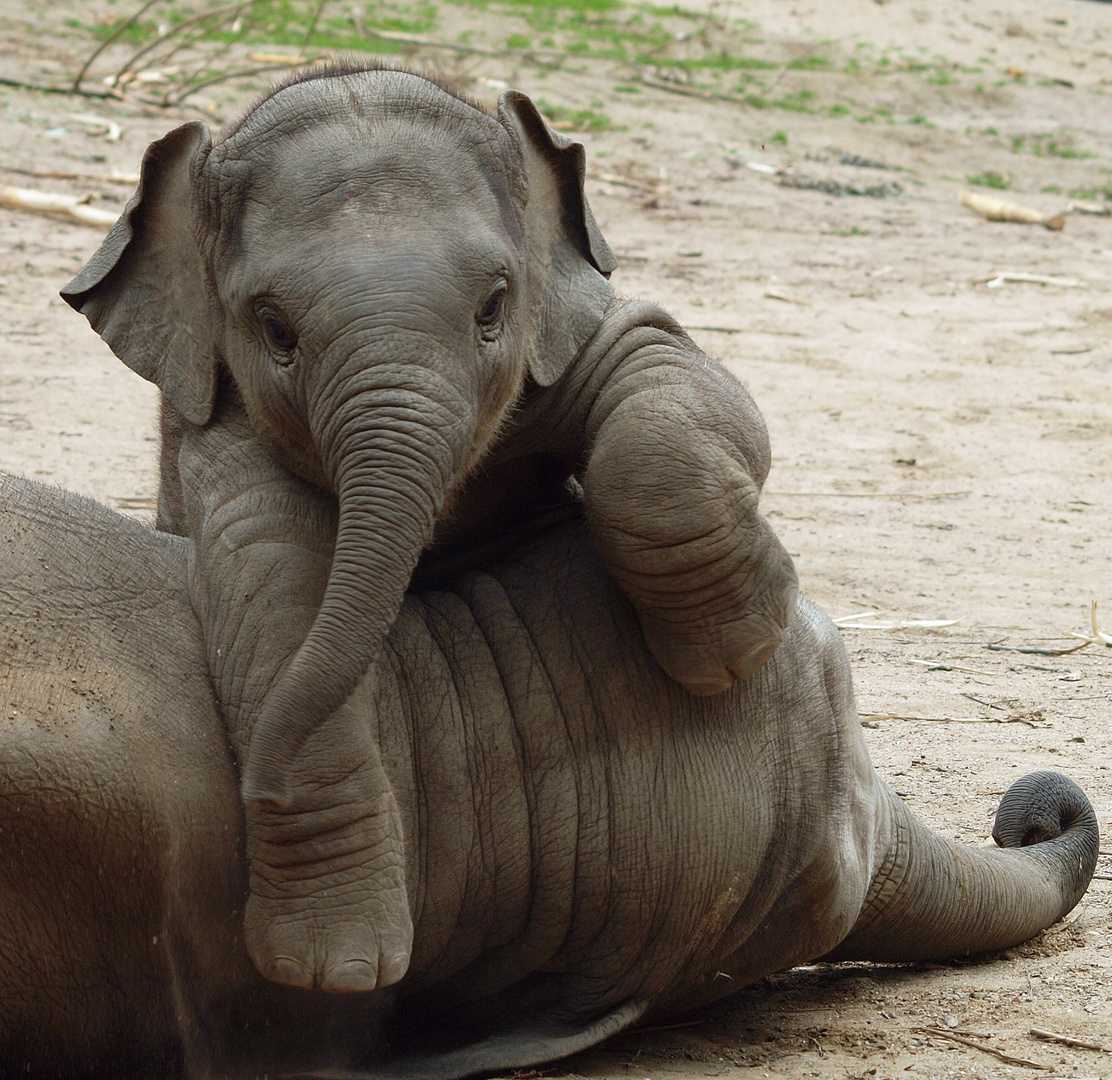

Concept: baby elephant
[[63, 66, 796, 991]]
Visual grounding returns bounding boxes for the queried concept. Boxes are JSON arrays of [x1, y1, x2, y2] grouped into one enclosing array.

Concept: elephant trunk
[[825, 771, 1097, 963], [240, 393, 459, 807]]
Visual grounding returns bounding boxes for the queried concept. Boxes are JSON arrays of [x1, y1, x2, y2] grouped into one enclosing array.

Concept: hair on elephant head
[[62, 66, 618, 807]]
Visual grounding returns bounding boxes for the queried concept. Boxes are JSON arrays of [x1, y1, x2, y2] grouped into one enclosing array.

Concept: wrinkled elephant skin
[[0, 473, 1096, 1080]]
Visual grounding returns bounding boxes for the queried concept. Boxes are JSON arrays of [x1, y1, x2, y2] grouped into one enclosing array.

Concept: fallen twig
[[982, 271, 1084, 288], [862, 713, 1044, 727], [985, 641, 1091, 657], [0, 183, 117, 228], [69, 112, 122, 141], [635, 74, 729, 102], [913, 1026, 1052, 1070], [1066, 601, 1112, 647], [764, 288, 807, 304], [961, 191, 1065, 230], [1067, 200, 1111, 216], [781, 173, 903, 198], [960, 692, 1014, 711], [835, 613, 962, 629], [0, 164, 138, 185], [588, 171, 665, 195], [1030, 1027, 1106, 1052], [767, 490, 970, 500], [0, 75, 118, 100], [909, 658, 993, 675]]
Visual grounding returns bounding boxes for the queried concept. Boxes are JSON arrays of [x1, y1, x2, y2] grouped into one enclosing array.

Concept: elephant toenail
[[730, 637, 783, 680], [263, 956, 314, 989], [320, 959, 379, 993], [378, 950, 411, 988]]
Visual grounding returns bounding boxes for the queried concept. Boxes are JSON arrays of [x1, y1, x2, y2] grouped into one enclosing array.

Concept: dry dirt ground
[[2, 0, 1112, 1077]]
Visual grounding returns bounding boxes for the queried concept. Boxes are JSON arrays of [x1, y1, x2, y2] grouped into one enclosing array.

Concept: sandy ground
[[2, 0, 1112, 1077]]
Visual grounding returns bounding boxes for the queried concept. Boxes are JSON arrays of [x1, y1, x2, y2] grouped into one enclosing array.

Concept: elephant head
[[62, 69, 617, 809]]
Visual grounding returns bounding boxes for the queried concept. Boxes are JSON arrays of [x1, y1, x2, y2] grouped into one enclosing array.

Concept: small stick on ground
[[1030, 1028, 1106, 1052], [982, 271, 1084, 288], [913, 1027, 1052, 1070], [909, 658, 993, 675], [0, 164, 138, 185], [0, 184, 117, 228], [768, 490, 970, 500], [1067, 601, 1112, 647], [985, 641, 1091, 657], [961, 191, 1065, 230]]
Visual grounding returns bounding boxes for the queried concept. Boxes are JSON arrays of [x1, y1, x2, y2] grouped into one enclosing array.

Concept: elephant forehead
[[258, 136, 502, 220], [209, 70, 524, 245]]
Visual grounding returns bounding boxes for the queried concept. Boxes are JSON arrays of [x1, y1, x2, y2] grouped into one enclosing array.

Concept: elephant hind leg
[[825, 771, 1097, 964]]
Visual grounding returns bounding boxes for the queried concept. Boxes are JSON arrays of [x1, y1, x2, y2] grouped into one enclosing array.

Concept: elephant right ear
[[497, 91, 616, 387], [61, 122, 218, 427]]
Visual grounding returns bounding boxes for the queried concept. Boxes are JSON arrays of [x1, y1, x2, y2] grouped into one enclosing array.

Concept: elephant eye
[[261, 312, 299, 357], [476, 284, 508, 335]]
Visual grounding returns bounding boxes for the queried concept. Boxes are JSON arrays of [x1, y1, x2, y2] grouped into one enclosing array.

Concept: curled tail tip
[[992, 770, 1097, 849], [993, 770, 1098, 912]]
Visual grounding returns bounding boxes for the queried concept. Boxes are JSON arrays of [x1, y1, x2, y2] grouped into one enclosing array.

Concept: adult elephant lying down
[[0, 465, 1097, 1079]]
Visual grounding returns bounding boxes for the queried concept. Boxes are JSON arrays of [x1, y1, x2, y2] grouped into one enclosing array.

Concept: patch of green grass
[[828, 225, 870, 236], [967, 170, 1010, 190], [536, 100, 611, 131], [613, 84, 641, 92], [505, 32, 532, 47], [1070, 181, 1112, 202], [787, 55, 831, 71], [1021, 134, 1094, 160], [69, 13, 157, 45], [202, 0, 439, 48], [1041, 184, 1062, 194], [770, 129, 788, 145]]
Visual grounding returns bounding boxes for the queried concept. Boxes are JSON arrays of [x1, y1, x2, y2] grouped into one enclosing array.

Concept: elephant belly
[[384, 522, 876, 1024]]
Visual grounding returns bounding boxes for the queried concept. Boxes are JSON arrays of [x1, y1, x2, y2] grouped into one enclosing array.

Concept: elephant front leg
[[585, 405, 798, 694], [560, 301, 799, 695], [176, 403, 413, 992], [244, 699, 412, 991]]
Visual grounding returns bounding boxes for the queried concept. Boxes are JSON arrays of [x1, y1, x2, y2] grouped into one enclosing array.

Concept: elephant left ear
[[497, 90, 616, 387]]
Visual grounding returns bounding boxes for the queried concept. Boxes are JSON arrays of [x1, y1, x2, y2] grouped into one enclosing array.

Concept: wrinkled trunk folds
[[241, 405, 455, 807]]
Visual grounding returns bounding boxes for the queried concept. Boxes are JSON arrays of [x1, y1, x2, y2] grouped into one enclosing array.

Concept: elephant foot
[[241, 739, 413, 993], [638, 564, 800, 696], [641, 608, 793, 696]]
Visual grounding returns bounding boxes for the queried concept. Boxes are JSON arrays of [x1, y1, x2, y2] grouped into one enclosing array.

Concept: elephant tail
[[824, 771, 1097, 963]]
